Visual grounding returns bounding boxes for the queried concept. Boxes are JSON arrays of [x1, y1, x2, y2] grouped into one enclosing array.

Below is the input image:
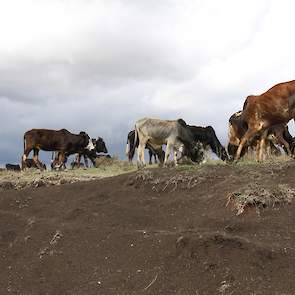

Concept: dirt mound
[[1, 160, 295, 294]]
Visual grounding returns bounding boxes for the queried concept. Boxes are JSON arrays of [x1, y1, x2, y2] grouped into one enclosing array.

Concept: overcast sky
[[1, 0, 295, 165]]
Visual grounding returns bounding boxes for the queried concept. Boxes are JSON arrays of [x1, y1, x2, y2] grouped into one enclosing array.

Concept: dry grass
[[226, 183, 295, 215], [0, 160, 136, 191]]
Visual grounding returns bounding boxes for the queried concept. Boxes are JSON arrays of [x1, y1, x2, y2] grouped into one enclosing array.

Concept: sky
[[1, 0, 295, 165]]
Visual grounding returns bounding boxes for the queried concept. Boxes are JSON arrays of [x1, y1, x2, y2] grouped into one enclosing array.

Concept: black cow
[[126, 130, 165, 164], [75, 137, 108, 168], [187, 125, 229, 162], [22, 129, 95, 170], [52, 136, 108, 169], [6, 164, 21, 171]]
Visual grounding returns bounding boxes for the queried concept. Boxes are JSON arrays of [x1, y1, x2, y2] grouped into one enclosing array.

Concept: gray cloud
[[1, 0, 295, 166]]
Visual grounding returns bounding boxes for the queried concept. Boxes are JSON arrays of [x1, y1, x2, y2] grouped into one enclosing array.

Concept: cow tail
[[23, 134, 26, 153], [129, 127, 138, 161]]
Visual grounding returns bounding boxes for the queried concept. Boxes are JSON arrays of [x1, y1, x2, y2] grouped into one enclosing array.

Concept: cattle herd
[[4, 79, 295, 172]]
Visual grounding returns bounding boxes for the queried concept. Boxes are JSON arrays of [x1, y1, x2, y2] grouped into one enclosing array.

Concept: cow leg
[[84, 155, 89, 168], [255, 140, 260, 160], [173, 147, 179, 166], [58, 152, 66, 170], [137, 140, 147, 168], [33, 148, 44, 170], [148, 150, 153, 165], [75, 154, 81, 168], [154, 153, 158, 164], [235, 127, 261, 160], [258, 130, 268, 162], [276, 134, 292, 156], [138, 143, 146, 167], [164, 142, 172, 166], [22, 146, 33, 170]]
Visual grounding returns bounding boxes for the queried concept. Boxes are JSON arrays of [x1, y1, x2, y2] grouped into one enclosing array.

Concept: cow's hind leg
[[258, 130, 268, 162], [235, 127, 261, 160], [137, 143, 146, 168], [33, 148, 44, 170], [148, 150, 153, 165], [22, 146, 33, 170], [277, 134, 292, 157]]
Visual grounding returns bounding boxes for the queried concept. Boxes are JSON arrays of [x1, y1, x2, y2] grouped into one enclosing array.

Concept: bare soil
[[1, 160, 295, 294]]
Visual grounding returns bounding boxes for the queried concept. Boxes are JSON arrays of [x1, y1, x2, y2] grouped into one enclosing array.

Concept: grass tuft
[[226, 183, 295, 215]]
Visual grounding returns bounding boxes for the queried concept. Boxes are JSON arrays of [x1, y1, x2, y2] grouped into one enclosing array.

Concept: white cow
[[134, 118, 197, 167]]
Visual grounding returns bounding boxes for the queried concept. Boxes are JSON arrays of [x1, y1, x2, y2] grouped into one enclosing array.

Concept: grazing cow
[[22, 129, 95, 170], [52, 137, 108, 169], [70, 137, 108, 168], [187, 125, 229, 161], [229, 110, 293, 160], [126, 130, 165, 164], [134, 118, 200, 167], [6, 164, 21, 171], [235, 80, 295, 161]]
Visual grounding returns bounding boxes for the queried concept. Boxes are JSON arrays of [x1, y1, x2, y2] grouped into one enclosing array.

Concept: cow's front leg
[[148, 150, 153, 165], [58, 152, 66, 170], [164, 143, 171, 166], [154, 154, 157, 164], [173, 147, 178, 166], [84, 155, 89, 168]]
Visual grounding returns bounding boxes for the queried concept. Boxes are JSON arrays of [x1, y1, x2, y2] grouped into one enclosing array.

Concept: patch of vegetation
[[0, 159, 137, 191], [226, 183, 295, 215], [235, 154, 292, 166]]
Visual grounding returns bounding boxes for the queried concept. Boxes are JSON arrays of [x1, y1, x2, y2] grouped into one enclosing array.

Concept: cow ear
[[177, 119, 187, 126]]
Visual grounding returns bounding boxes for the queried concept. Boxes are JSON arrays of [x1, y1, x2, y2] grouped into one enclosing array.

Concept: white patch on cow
[[86, 139, 95, 151], [22, 154, 27, 161]]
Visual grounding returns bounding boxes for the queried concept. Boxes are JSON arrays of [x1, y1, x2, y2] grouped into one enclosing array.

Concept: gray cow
[[134, 118, 199, 167]]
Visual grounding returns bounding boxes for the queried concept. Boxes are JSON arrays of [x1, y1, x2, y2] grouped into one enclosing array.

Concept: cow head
[[181, 141, 204, 164], [79, 131, 95, 151], [218, 145, 229, 162], [95, 137, 108, 154]]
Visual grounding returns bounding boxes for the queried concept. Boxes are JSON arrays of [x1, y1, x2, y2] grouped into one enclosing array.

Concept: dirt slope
[[1, 161, 295, 295]]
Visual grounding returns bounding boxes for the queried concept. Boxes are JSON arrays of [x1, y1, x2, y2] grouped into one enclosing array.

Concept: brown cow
[[228, 110, 293, 160], [235, 80, 295, 161], [22, 129, 95, 170]]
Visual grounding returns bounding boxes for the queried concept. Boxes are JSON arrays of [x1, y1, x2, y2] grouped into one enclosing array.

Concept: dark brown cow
[[235, 80, 295, 161], [22, 129, 95, 170], [228, 111, 293, 160]]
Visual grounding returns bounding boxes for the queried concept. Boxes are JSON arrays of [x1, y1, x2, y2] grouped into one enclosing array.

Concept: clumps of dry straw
[[226, 183, 295, 215]]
